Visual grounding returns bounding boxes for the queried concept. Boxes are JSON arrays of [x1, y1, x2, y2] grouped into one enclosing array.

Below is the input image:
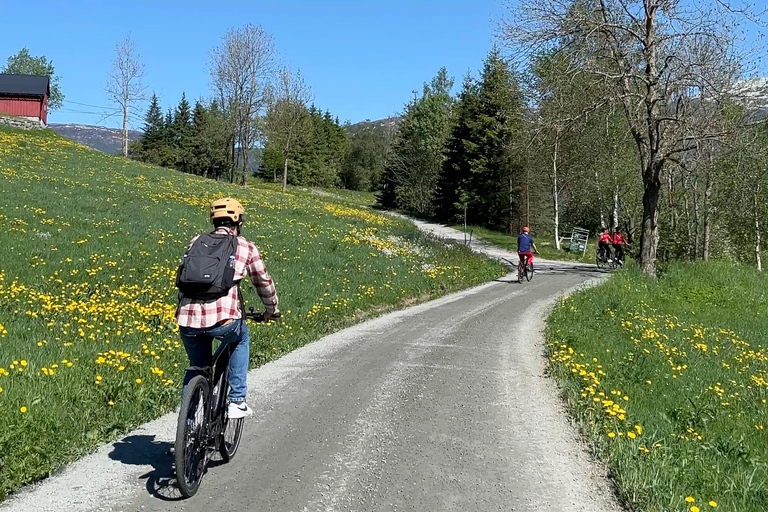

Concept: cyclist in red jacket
[[598, 229, 613, 262], [612, 229, 628, 266]]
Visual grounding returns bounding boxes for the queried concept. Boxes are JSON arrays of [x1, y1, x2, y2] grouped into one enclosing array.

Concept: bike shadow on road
[[108, 434, 183, 502]]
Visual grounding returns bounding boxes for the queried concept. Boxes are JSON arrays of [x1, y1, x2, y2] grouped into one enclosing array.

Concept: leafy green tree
[[342, 123, 391, 191], [263, 68, 313, 190], [380, 68, 455, 216], [2, 47, 64, 110]]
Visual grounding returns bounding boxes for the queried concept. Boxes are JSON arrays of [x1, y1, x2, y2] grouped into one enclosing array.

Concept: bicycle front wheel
[[526, 264, 534, 281], [175, 375, 209, 498]]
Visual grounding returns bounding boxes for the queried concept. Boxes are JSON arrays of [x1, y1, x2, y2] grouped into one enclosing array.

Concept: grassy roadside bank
[[546, 263, 768, 512], [0, 127, 505, 500]]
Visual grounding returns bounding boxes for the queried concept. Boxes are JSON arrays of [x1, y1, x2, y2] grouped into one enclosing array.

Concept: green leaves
[[2, 48, 64, 111]]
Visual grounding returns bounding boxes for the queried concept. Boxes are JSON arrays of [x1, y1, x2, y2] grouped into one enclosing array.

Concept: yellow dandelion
[[686, 496, 695, 503], [20, 406, 28, 413], [708, 501, 717, 508]]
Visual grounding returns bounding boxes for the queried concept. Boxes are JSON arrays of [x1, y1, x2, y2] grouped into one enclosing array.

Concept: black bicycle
[[596, 246, 621, 270], [596, 246, 613, 269], [174, 308, 279, 498], [518, 254, 534, 282]]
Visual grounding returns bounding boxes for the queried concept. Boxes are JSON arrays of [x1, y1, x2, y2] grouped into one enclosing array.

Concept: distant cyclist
[[176, 198, 279, 419], [517, 226, 539, 267], [598, 229, 613, 262], [612, 229, 628, 266]]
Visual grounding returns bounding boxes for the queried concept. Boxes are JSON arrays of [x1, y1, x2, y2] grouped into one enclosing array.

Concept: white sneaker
[[228, 401, 253, 419]]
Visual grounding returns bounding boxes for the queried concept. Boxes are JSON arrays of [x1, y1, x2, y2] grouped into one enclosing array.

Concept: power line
[[63, 99, 113, 110]]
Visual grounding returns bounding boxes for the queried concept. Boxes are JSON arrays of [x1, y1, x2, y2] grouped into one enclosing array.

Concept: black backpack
[[176, 233, 238, 301]]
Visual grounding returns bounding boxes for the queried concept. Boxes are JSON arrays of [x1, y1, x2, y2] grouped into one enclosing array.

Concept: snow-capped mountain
[[49, 123, 142, 154]]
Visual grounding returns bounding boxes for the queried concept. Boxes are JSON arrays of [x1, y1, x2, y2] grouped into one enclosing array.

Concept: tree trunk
[[121, 104, 129, 158], [612, 184, 619, 231], [639, 174, 662, 277], [509, 176, 515, 235], [595, 168, 605, 229], [526, 166, 531, 227], [241, 119, 250, 186], [552, 136, 560, 250], [282, 157, 288, 192], [703, 167, 713, 261], [756, 190, 763, 272], [667, 171, 676, 231], [692, 176, 700, 260], [230, 139, 236, 183]]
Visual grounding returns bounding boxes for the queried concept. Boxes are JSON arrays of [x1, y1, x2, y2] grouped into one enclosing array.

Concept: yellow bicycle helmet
[[210, 198, 245, 224]]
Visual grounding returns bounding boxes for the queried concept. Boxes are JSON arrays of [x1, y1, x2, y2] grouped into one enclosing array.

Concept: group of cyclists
[[515, 225, 629, 268], [173, 199, 631, 485], [597, 228, 629, 266]]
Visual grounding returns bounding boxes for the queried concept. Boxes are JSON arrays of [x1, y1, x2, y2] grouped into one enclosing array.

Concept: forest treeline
[[131, 2, 767, 274]]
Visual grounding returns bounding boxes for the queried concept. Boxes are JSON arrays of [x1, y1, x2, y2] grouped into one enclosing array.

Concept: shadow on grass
[[108, 434, 182, 502]]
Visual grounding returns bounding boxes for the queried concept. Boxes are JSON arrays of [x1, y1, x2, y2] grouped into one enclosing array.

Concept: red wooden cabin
[[0, 74, 50, 125]]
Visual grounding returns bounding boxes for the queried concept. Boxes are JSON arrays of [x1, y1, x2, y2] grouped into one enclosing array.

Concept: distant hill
[[49, 123, 142, 154], [346, 116, 401, 136]]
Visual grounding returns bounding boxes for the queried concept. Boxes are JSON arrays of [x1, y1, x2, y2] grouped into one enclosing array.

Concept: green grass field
[[454, 224, 598, 263], [547, 263, 768, 512], [0, 127, 504, 500]]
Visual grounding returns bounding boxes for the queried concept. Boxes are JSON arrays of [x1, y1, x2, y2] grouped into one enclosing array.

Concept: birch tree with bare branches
[[502, 0, 762, 275], [106, 35, 145, 158], [210, 24, 276, 184], [264, 68, 313, 192]]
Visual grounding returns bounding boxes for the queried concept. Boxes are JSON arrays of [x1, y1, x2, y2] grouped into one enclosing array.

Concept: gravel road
[[3, 223, 620, 512]]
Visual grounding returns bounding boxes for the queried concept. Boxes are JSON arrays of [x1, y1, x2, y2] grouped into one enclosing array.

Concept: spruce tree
[[191, 100, 209, 176], [174, 93, 194, 173], [135, 93, 164, 164], [434, 73, 481, 222], [462, 49, 525, 232]]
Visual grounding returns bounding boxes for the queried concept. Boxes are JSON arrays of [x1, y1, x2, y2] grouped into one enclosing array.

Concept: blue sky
[[0, 0, 504, 128]]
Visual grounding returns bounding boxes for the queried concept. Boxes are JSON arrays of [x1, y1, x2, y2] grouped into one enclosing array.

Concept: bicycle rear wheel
[[175, 375, 209, 498], [518, 263, 525, 283], [220, 416, 244, 461]]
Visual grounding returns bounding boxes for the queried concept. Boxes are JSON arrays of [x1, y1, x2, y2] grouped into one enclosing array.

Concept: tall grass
[[0, 127, 504, 499], [547, 262, 768, 512]]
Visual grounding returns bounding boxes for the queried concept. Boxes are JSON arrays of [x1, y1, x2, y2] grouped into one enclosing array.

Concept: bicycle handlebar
[[244, 307, 282, 323]]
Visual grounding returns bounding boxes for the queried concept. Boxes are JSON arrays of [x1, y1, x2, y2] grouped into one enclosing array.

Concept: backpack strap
[[230, 234, 246, 317]]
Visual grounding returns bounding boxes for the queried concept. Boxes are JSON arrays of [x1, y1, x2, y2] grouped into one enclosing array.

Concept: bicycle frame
[[185, 339, 236, 459]]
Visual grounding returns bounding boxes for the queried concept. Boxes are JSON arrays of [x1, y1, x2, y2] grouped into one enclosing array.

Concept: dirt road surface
[[3, 224, 620, 512]]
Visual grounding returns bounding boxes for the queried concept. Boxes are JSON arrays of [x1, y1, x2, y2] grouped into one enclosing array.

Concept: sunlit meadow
[[547, 263, 768, 512], [0, 127, 504, 499]]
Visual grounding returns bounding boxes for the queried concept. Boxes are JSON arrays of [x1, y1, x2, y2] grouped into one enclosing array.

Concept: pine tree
[[134, 93, 164, 164], [191, 100, 210, 176], [174, 93, 194, 173], [460, 49, 525, 232], [434, 73, 480, 222]]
